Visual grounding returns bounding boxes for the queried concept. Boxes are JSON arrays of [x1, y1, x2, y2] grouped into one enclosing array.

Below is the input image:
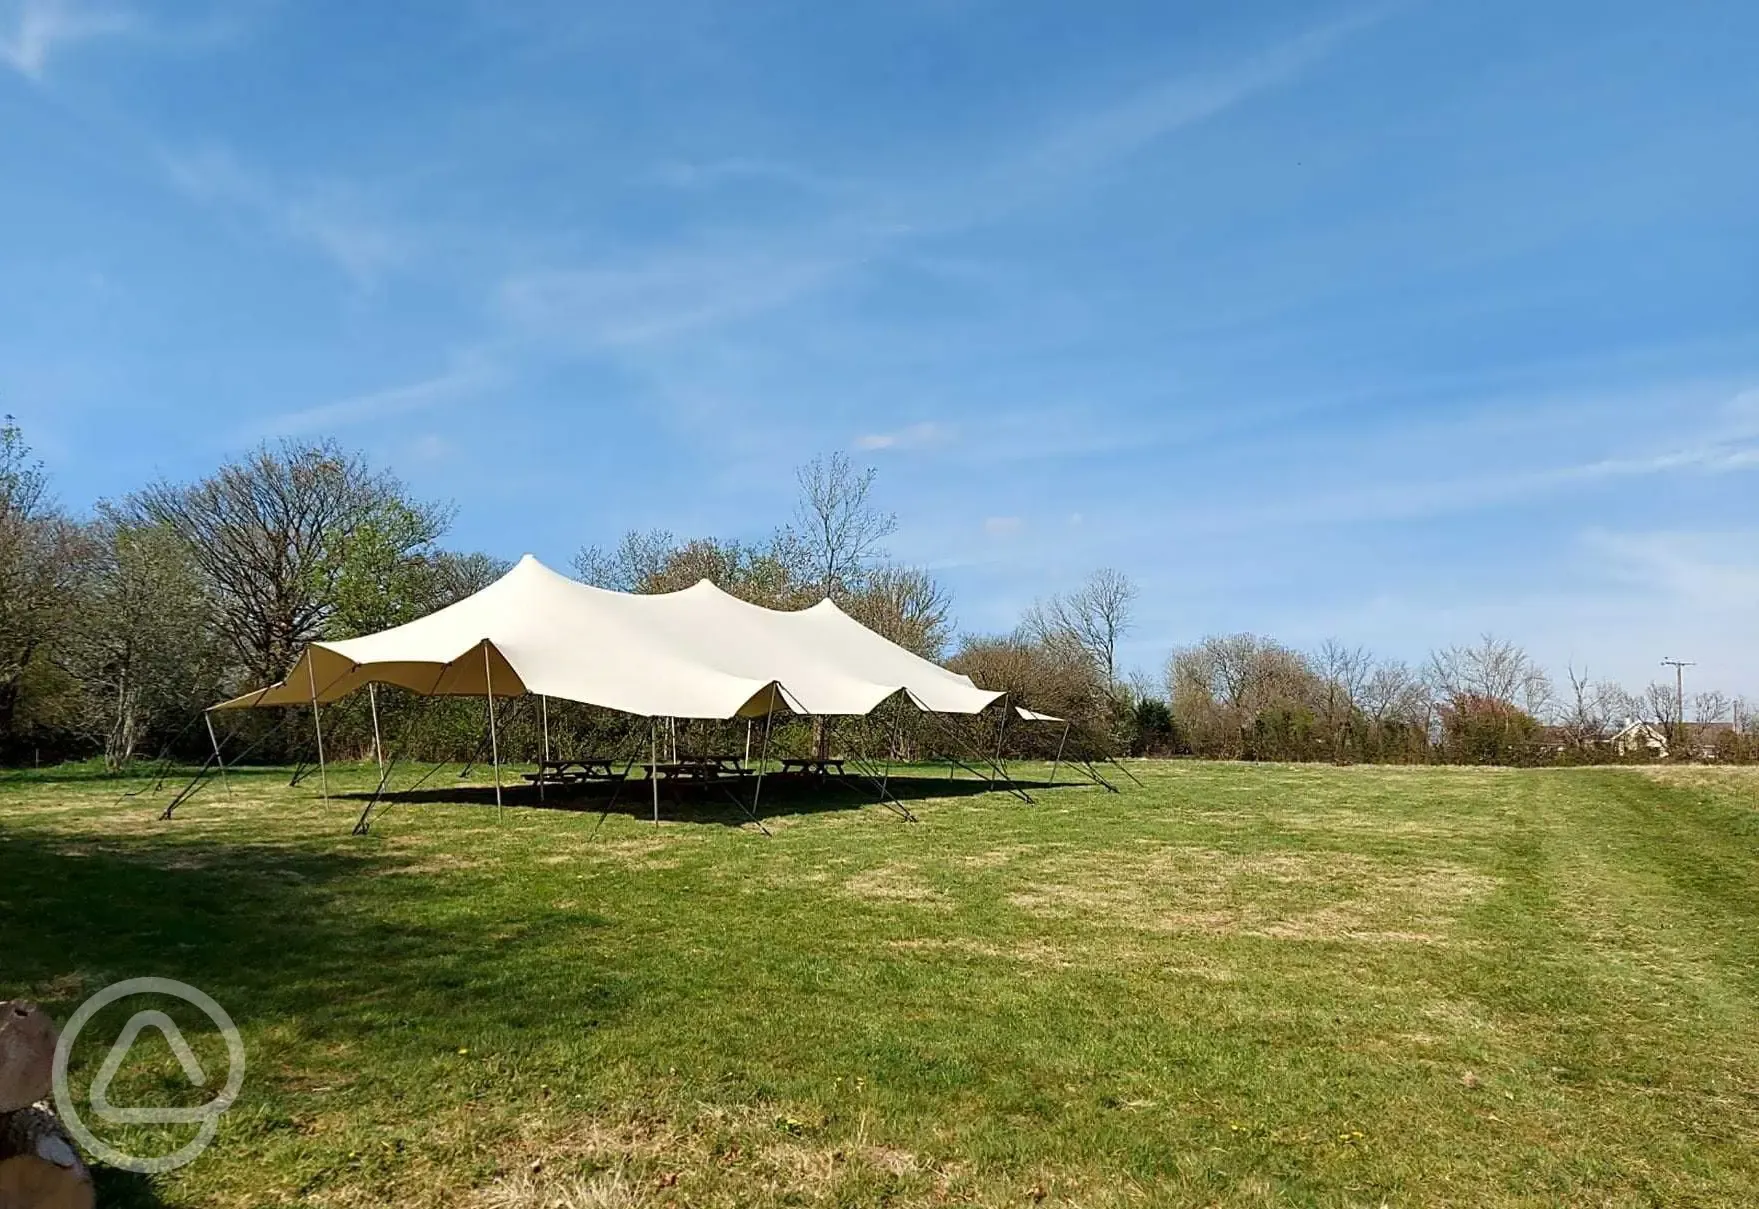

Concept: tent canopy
[[215, 554, 1004, 720]]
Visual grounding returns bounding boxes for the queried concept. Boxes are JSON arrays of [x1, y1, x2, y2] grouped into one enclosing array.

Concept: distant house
[[1609, 719, 1740, 760], [1609, 719, 1668, 758]]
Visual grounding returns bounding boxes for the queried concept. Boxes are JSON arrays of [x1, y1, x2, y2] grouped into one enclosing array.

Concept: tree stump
[[0, 1005, 55, 1116], [0, 1003, 94, 1209], [0, 1108, 94, 1209]]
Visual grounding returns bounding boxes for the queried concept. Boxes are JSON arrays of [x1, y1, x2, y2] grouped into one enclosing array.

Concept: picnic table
[[640, 754, 747, 781], [522, 758, 626, 787], [778, 757, 846, 777]]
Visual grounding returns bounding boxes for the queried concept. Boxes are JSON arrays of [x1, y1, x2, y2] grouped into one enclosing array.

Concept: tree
[[1429, 635, 1552, 717], [0, 418, 86, 752], [60, 510, 227, 768], [1313, 639, 1371, 758], [783, 452, 897, 601], [1166, 634, 1322, 758], [133, 440, 452, 686], [842, 565, 952, 659], [1024, 569, 1137, 686], [1556, 663, 1634, 754]]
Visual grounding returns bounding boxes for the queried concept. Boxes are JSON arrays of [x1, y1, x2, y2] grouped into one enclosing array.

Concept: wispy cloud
[[856, 421, 951, 452], [161, 146, 408, 285], [497, 9, 1385, 357], [498, 249, 845, 349], [983, 516, 1024, 537], [0, 0, 132, 78], [252, 354, 499, 440]]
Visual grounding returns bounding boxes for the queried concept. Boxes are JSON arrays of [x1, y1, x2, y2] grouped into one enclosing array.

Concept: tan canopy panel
[[214, 555, 1004, 720]]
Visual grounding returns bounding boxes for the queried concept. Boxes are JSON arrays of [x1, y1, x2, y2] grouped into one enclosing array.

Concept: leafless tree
[[1024, 568, 1138, 685], [1557, 663, 1629, 750], [784, 452, 897, 600], [574, 529, 679, 592], [1429, 634, 1552, 717], [1314, 639, 1372, 754], [133, 439, 451, 685], [843, 565, 952, 659], [1692, 690, 1731, 724]]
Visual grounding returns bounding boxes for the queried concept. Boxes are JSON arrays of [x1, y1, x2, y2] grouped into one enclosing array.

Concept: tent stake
[[484, 643, 503, 820], [204, 709, 232, 799], [307, 656, 328, 801]]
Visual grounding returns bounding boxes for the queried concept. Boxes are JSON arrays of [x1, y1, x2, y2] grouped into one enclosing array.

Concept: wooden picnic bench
[[640, 755, 747, 781], [778, 757, 846, 777], [522, 758, 627, 787]]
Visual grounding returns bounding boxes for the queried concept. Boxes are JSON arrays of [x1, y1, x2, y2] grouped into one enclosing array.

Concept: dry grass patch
[[844, 863, 947, 907], [1008, 845, 1496, 943]]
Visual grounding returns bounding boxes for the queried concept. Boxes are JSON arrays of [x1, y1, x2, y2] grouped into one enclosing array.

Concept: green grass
[[2, 759, 1757, 1207]]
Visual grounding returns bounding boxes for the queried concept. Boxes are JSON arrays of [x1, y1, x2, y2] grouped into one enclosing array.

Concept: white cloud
[[0, 0, 131, 79], [856, 421, 950, 452], [983, 516, 1024, 537]]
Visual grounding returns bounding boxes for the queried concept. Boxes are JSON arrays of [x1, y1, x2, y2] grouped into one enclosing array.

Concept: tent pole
[[751, 693, 777, 817], [484, 643, 503, 820], [989, 702, 1009, 787], [651, 717, 660, 825], [541, 695, 551, 762], [204, 709, 232, 799], [1049, 720, 1070, 787], [369, 682, 385, 774], [307, 655, 328, 801]]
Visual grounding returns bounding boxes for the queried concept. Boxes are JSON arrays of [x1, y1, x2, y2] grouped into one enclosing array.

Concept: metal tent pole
[[1049, 720, 1071, 787], [751, 693, 777, 817], [484, 643, 503, 820], [989, 703, 1010, 787], [369, 682, 385, 774], [541, 694, 551, 762], [651, 717, 660, 825], [204, 710, 232, 799], [307, 655, 328, 801]]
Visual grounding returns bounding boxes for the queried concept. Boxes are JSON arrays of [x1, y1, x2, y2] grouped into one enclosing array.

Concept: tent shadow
[[338, 771, 1111, 829]]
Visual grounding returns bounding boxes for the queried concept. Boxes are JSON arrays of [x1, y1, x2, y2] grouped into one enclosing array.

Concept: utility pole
[[1660, 658, 1693, 756]]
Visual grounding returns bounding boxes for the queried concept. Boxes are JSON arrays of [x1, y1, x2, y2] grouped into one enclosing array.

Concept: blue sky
[[3, 0, 1756, 693]]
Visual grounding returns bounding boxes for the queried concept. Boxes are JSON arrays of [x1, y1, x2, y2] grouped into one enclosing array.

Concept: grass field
[[2, 759, 1756, 1207]]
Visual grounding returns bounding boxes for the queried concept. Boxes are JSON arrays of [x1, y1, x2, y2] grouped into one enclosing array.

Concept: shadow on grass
[[0, 829, 628, 1202], [339, 770, 1111, 830]]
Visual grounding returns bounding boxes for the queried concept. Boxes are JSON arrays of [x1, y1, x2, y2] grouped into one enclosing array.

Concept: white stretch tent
[[215, 555, 1003, 720]]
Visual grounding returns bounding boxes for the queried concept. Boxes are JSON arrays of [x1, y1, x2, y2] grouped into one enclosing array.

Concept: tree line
[[1, 416, 1748, 769]]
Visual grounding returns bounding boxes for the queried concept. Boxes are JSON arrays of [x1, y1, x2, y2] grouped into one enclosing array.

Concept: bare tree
[[1313, 639, 1372, 756], [1557, 663, 1629, 751], [843, 565, 952, 659], [1692, 690, 1731, 725], [574, 529, 678, 592], [1024, 568, 1138, 685], [1429, 634, 1552, 717], [784, 452, 897, 600], [133, 439, 451, 686]]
